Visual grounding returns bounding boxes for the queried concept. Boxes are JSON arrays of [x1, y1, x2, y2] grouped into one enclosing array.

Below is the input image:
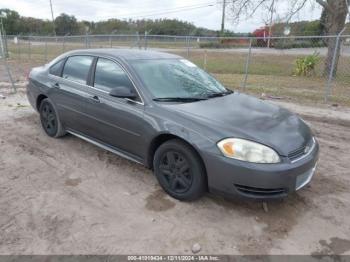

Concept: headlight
[[217, 138, 280, 163]]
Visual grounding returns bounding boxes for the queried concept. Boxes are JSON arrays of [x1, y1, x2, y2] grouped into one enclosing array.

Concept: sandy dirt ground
[[0, 88, 350, 255]]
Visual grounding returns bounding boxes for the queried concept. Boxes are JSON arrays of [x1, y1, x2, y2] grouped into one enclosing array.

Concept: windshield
[[130, 59, 228, 99]]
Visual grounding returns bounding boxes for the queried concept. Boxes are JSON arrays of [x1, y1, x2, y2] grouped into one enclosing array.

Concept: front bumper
[[203, 140, 319, 199]]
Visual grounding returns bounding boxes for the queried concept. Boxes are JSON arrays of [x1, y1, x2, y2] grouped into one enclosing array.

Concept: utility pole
[[221, 0, 226, 34], [49, 0, 56, 36]]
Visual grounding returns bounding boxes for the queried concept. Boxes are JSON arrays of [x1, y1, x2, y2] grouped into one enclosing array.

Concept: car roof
[[64, 48, 182, 61]]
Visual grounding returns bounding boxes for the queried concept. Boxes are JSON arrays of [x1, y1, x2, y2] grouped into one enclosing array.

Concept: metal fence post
[[17, 35, 21, 62], [62, 36, 65, 52], [324, 31, 345, 103], [242, 38, 253, 90], [186, 36, 190, 58], [144, 31, 148, 50], [109, 35, 112, 48], [0, 29, 16, 93], [45, 38, 48, 62], [3, 34, 8, 58], [28, 37, 31, 60], [136, 32, 141, 49], [203, 49, 207, 70], [85, 34, 91, 48]]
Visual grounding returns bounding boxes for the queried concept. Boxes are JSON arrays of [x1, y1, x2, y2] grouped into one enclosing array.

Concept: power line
[[93, 2, 220, 20], [8, 0, 225, 28], [124, 4, 217, 19]]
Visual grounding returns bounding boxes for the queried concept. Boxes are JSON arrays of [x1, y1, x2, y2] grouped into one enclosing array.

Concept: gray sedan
[[27, 49, 319, 200]]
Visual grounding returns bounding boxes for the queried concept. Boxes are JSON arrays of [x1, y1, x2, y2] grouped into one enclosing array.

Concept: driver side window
[[94, 58, 135, 94]]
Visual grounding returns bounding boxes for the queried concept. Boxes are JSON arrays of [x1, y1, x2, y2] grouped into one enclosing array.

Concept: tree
[[319, 8, 328, 35], [0, 8, 235, 37], [54, 13, 79, 36], [229, 0, 350, 77], [317, 0, 349, 76], [0, 9, 21, 34]]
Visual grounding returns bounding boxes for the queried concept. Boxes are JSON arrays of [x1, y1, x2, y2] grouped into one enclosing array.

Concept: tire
[[39, 98, 66, 138], [153, 139, 207, 201]]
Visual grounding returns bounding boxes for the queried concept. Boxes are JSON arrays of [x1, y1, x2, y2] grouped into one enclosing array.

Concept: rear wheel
[[153, 139, 206, 201], [39, 98, 65, 138]]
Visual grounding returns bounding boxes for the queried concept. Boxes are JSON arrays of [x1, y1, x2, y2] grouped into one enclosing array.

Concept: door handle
[[52, 82, 60, 89], [89, 95, 100, 103]]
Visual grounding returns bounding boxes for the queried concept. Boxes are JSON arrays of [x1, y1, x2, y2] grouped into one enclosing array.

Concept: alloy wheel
[[158, 151, 193, 194], [41, 102, 57, 136]]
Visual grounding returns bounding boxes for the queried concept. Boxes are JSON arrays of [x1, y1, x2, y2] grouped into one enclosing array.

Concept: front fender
[[145, 118, 218, 169]]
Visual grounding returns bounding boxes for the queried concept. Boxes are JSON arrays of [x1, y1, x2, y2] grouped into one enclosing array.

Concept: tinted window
[[63, 56, 94, 84], [49, 59, 65, 76], [94, 58, 134, 92]]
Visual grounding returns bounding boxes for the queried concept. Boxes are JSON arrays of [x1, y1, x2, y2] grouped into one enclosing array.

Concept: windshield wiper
[[206, 90, 233, 98], [153, 97, 207, 102]]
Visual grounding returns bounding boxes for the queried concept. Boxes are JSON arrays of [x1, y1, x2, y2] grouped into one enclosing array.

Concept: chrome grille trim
[[290, 137, 316, 163]]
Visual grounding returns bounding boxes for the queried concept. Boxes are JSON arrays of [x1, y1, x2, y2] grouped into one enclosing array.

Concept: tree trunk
[[323, 0, 348, 77]]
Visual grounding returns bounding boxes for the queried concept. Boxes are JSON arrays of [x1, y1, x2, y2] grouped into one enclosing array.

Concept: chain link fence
[[0, 28, 15, 93], [1, 34, 349, 106]]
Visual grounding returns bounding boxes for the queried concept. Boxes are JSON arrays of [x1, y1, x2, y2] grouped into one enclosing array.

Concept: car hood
[[161, 92, 312, 156]]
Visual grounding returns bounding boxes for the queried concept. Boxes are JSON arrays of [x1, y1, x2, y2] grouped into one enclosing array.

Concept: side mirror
[[109, 86, 136, 99]]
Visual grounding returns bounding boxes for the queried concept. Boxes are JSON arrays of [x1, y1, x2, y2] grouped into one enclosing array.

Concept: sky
[[0, 0, 323, 33]]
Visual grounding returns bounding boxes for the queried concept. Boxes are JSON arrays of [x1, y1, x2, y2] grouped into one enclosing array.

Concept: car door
[[48, 55, 99, 134], [84, 57, 148, 161]]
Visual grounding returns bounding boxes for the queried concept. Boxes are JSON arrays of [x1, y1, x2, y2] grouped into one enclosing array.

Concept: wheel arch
[[146, 133, 208, 184], [36, 94, 48, 111]]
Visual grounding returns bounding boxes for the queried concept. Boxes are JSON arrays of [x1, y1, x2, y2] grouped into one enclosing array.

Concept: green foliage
[[20, 17, 53, 35], [0, 9, 236, 36], [0, 9, 20, 34], [82, 18, 225, 36], [55, 13, 80, 35], [199, 39, 248, 49], [199, 42, 232, 49], [218, 30, 246, 37], [274, 39, 326, 49], [294, 52, 320, 77], [272, 20, 322, 36]]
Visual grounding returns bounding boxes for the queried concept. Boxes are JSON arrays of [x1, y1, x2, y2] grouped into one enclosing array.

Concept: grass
[[5, 41, 350, 107], [214, 74, 350, 106]]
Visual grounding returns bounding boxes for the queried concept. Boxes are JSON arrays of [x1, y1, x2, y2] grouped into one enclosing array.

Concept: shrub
[[199, 42, 225, 49], [199, 40, 247, 49], [294, 52, 320, 77], [274, 39, 326, 49]]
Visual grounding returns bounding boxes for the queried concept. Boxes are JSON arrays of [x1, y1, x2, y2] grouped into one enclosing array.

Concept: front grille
[[288, 138, 315, 161], [288, 146, 306, 160], [234, 184, 286, 197]]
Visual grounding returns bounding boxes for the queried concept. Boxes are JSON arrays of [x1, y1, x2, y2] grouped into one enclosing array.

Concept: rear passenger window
[[62, 56, 94, 84], [49, 59, 65, 76], [94, 58, 134, 92]]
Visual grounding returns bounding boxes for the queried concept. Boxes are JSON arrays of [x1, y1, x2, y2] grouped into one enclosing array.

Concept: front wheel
[[39, 98, 66, 138], [153, 139, 207, 201]]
